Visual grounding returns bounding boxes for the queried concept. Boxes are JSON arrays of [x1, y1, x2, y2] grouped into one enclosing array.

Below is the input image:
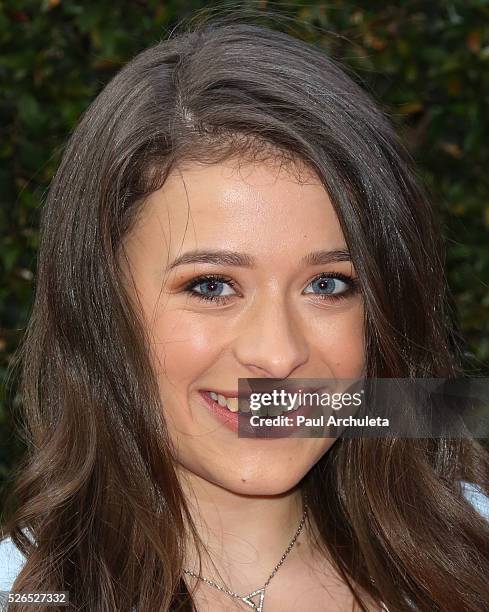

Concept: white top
[[1, 481, 488, 597]]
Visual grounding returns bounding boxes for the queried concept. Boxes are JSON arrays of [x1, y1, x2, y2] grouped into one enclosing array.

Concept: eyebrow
[[166, 248, 351, 270]]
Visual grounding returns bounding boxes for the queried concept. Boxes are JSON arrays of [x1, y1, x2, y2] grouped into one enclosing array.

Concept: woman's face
[[120, 155, 365, 495]]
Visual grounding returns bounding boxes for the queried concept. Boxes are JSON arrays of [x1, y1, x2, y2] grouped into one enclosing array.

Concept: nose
[[232, 293, 309, 379]]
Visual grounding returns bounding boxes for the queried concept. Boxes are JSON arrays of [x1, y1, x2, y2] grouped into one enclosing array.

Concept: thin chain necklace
[[183, 499, 308, 612]]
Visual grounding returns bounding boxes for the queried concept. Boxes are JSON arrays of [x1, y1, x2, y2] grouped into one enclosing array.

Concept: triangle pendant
[[241, 587, 265, 611]]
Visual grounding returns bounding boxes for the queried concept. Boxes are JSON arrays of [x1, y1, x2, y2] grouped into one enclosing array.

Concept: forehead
[[132, 158, 346, 260]]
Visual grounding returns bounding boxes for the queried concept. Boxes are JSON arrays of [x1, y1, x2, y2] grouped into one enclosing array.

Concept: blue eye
[[184, 275, 237, 304], [304, 274, 353, 298], [183, 272, 359, 305]]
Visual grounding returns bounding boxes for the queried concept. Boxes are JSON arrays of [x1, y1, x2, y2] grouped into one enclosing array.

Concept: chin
[[228, 479, 302, 497], [207, 465, 314, 497], [180, 440, 335, 497]]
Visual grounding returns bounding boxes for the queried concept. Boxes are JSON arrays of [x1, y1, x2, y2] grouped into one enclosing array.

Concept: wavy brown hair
[[2, 14, 489, 612]]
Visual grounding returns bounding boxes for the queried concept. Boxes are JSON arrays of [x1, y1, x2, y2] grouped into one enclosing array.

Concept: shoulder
[[459, 479, 489, 520], [0, 531, 30, 591]]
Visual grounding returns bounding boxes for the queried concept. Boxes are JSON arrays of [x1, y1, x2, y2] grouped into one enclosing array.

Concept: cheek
[[149, 311, 224, 383], [314, 304, 365, 376]]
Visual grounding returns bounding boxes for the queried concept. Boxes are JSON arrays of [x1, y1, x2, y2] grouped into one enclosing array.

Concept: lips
[[198, 390, 240, 432], [199, 389, 307, 420], [204, 386, 322, 399], [201, 387, 326, 417], [198, 387, 331, 437]]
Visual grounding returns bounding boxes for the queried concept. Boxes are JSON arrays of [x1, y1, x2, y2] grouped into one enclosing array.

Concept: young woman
[[1, 17, 489, 612]]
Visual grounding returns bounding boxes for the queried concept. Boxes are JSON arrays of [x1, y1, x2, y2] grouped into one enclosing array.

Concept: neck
[[178, 467, 306, 592]]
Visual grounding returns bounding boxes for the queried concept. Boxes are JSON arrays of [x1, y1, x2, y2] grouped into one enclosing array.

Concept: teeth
[[286, 395, 300, 411], [206, 392, 239, 413], [226, 398, 239, 412], [205, 391, 302, 415]]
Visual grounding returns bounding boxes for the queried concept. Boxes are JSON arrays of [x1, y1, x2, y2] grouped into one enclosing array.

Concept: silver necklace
[[183, 500, 308, 612]]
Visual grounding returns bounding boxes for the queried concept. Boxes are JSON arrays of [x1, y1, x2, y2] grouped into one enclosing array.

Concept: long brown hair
[[3, 14, 489, 612]]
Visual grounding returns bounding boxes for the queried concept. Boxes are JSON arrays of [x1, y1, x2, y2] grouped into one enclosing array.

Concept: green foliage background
[[1, 0, 489, 515]]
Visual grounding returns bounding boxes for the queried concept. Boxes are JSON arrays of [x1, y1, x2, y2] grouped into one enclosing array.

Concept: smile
[[201, 390, 306, 416]]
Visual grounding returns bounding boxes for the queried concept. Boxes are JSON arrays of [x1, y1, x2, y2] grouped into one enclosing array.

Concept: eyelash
[[182, 273, 360, 305]]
